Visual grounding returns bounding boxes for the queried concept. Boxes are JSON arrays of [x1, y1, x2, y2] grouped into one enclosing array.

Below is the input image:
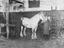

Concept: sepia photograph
[[0, 0, 64, 48]]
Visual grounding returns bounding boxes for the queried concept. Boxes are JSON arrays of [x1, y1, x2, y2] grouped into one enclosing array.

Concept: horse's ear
[[47, 16, 51, 20], [21, 17, 23, 20]]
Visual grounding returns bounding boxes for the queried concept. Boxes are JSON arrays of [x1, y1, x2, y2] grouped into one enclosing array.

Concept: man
[[0, 23, 6, 41]]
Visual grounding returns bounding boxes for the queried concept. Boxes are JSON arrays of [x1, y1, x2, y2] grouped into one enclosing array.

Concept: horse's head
[[40, 15, 51, 23], [39, 12, 47, 22]]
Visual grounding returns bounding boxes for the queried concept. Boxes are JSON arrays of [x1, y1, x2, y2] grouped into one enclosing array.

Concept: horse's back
[[22, 18, 30, 25], [23, 18, 30, 21]]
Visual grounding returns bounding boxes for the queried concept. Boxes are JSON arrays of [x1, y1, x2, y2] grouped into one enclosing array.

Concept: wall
[[20, 0, 64, 12], [0, 10, 64, 38]]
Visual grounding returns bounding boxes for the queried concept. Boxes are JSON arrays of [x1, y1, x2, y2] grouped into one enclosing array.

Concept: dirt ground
[[0, 37, 64, 48]]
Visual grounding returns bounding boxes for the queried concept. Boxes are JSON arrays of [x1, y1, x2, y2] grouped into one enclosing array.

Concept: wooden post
[[0, 26, 1, 34], [5, 2, 9, 39], [6, 12, 9, 39]]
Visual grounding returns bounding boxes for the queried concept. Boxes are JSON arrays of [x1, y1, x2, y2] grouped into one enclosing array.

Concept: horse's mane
[[21, 17, 24, 20], [30, 12, 41, 19]]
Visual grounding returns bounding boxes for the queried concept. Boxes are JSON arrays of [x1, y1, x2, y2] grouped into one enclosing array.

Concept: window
[[28, 0, 40, 8]]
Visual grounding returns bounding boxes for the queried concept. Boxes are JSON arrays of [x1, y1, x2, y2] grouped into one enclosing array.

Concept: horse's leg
[[20, 26, 23, 37], [31, 27, 37, 39], [23, 27, 26, 36], [34, 27, 37, 39], [31, 29, 34, 39]]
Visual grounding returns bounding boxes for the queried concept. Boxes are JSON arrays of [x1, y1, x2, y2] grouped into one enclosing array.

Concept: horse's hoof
[[31, 37, 37, 39], [24, 34, 26, 36], [20, 35, 23, 37]]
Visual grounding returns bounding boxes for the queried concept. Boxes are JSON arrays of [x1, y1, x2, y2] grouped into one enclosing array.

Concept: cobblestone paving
[[0, 38, 64, 48]]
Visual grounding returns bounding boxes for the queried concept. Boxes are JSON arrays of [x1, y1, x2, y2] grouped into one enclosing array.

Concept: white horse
[[20, 12, 50, 39]]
